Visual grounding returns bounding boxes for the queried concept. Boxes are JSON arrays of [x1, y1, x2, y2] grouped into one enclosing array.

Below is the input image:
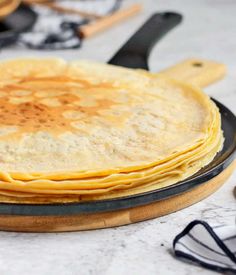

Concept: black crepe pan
[[0, 13, 235, 216]]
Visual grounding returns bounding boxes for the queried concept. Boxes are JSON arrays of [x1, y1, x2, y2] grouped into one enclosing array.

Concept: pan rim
[[0, 98, 234, 216]]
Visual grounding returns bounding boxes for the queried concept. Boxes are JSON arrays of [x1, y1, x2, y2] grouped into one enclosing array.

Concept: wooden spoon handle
[[80, 4, 142, 38]]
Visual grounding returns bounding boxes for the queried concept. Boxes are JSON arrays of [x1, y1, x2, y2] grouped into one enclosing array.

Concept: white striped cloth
[[19, 0, 121, 50], [173, 220, 236, 273]]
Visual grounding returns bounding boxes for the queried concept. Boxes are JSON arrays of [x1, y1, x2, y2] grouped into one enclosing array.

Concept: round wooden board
[[0, 161, 234, 232]]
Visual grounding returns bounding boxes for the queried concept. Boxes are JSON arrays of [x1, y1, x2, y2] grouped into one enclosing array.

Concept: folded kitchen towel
[[19, 0, 121, 49], [173, 220, 236, 274]]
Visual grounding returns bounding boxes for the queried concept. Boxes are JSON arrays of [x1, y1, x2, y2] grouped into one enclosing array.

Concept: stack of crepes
[[0, 58, 223, 203]]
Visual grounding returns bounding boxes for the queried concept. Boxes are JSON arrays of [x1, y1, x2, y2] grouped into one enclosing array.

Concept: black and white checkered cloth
[[19, 0, 122, 50], [173, 220, 236, 274]]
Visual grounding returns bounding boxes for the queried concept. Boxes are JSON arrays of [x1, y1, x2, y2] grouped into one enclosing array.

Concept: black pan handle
[[108, 12, 182, 70]]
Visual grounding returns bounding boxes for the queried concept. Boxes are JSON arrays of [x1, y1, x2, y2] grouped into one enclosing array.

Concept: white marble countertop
[[0, 0, 235, 274]]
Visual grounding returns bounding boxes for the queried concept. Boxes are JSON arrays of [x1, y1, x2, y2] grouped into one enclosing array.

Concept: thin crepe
[[0, 59, 220, 179], [0, 58, 223, 203]]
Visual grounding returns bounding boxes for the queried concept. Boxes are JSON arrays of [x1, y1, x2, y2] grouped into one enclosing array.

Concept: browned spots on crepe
[[0, 76, 118, 138]]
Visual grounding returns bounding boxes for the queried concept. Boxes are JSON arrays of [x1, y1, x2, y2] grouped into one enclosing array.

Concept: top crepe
[[0, 58, 220, 182]]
